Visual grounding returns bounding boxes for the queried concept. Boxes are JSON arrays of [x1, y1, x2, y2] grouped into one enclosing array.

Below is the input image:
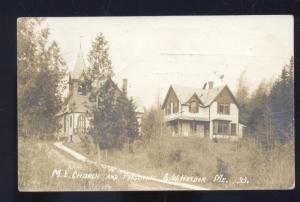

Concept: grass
[[18, 136, 128, 191], [65, 135, 295, 190]]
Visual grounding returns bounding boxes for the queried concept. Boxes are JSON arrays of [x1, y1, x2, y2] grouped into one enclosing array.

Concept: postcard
[[18, 16, 294, 191]]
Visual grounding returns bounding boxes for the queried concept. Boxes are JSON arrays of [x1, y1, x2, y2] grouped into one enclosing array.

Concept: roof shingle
[[168, 84, 226, 107]]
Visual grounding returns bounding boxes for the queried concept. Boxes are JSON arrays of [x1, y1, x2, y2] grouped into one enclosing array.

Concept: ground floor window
[[190, 121, 197, 133], [77, 114, 86, 133], [213, 120, 230, 135]]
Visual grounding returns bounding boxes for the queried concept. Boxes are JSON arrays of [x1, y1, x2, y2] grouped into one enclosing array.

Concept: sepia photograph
[[17, 16, 294, 191]]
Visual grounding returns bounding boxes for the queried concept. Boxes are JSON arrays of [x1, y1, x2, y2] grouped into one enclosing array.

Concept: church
[[56, 46, 143, 142]]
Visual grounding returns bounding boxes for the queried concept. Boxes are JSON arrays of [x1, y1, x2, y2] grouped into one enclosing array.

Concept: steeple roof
[[71, 45, 87, 80]]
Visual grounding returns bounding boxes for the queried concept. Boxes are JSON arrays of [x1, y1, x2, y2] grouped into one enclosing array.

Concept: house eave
[[164, 115, 209, 122]]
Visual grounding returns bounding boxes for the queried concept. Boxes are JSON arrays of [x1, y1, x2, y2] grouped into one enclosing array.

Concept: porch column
[[179, 120, 182, 136]]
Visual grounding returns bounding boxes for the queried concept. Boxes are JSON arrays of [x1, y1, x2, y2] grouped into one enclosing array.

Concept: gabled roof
[[162, 84, 237, 108], [71, 48, 87, 80], [90, 76, 122, 96], [197, 85, 226, 106], [171, 85, 201, 105]]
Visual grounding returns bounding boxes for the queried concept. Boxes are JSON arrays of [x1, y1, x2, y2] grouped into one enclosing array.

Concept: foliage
[[86, 33, 139, 151], [235, 70, 250, 124], [141, 106, 165, 140], [235, 57, 294, 147], [17, 18, 66, 138], [269, 56, 294, 143], [89, 80, 139, 151], [87, 33, 114, 88]]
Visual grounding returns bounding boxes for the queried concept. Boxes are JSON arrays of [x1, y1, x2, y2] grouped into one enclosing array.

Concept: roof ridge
[[172, 83, 225, 90]]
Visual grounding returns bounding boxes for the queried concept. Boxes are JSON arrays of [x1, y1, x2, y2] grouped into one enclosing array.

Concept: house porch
[[166, 119, 209, 137]]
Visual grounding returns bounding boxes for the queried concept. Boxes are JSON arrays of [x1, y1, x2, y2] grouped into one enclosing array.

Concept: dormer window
[[189, 101, 199, 113], [218, 103, 230, 115]]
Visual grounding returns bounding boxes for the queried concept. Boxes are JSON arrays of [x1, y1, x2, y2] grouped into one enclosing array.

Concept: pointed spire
[[71, 37, 86, 80]]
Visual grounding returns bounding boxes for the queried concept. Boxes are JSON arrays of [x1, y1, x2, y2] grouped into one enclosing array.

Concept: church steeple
[[71, 38, 86, 80]]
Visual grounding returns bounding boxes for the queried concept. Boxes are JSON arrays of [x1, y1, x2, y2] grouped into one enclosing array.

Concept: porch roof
[[211, 118, 232, 122], [164, 116, 209, 122]]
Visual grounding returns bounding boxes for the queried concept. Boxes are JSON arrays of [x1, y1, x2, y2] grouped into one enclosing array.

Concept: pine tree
[[126, 98, 139, 152], [235, 71, 250, 125], [269, 56, 294, 143], [89, 79, 139, 151], [17, 18, 66, 138], [87, 33, 114, 88], [89, 79, 118, 150], [87, 33, 139, 152], [247, 80, 272, 147]]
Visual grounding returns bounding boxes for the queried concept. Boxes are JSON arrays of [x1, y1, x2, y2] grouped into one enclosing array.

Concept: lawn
[[64, 136, 295, 190]]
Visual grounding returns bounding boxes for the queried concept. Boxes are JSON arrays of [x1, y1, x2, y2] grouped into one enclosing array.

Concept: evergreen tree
[[235, 71, 250, 125], [87, 33, 114, 88], [269, 57, 294, 143], [89, 79, 119, 150], [17, 18, 66, 138], [126, 98, 139, 150], [247, 80, 273, 147], [89, 79, 139, 151], [245, 57, 294, 146]]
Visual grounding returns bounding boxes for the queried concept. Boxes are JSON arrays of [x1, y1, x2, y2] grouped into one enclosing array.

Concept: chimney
[[208, 81, 214, 89], [122, 78, 128, 96]]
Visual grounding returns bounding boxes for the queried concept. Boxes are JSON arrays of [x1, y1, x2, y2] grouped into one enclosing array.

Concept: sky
[[46, 16, 293, 109]]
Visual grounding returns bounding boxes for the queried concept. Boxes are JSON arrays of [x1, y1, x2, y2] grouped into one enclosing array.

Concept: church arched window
[[77, 114, 86, 133]]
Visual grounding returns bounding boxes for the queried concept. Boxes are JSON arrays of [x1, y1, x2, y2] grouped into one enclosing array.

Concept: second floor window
[[189, 101, 199, 113], [218, 103, 230, 114], [173, 102, 179, 113]]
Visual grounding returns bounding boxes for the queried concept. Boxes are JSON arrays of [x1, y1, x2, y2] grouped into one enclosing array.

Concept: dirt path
[[53, 142, 208, 191], [48, 145, 87, 169]]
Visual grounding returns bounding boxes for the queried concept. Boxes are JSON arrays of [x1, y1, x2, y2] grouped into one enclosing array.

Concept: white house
[[161, 82, 245, 140]]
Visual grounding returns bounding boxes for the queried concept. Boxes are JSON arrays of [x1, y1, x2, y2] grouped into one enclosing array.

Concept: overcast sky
[[46, 16, 293, 108]]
